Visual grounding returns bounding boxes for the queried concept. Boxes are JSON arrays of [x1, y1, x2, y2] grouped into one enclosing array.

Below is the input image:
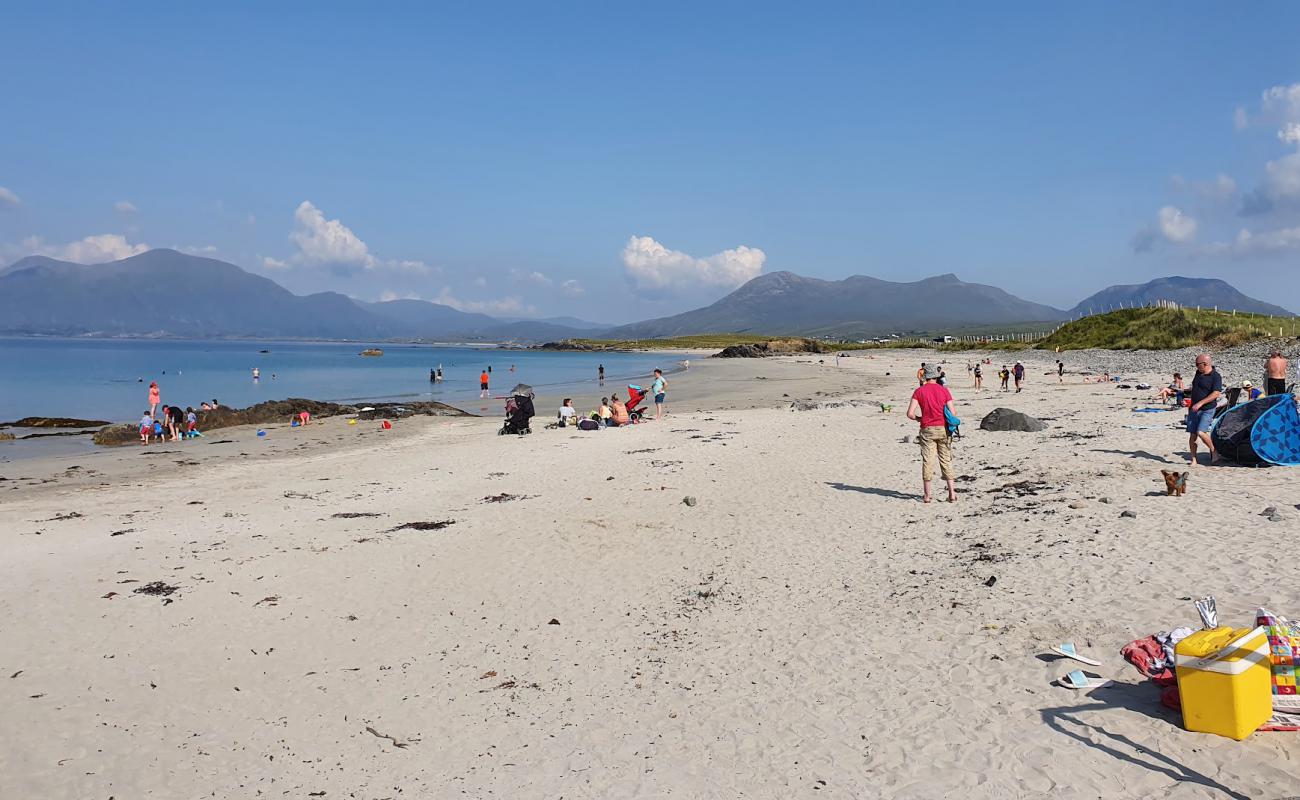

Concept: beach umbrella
[[510, 383, 534, 397]]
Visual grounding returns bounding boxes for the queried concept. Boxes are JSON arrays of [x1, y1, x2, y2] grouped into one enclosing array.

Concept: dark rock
[[1, 416, 111, 428], [1120, 510, 1138, 519], [92, 398, 471, 446], [682, 496, 698, 507], [714, 339, 829, 358], [1260, 506, 1278, 517], [979, 408, 1047, 433]]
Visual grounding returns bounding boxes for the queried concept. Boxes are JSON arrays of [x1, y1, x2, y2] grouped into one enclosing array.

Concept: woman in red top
[[906, 364, 957, 503], [148, 381, 161, 417]]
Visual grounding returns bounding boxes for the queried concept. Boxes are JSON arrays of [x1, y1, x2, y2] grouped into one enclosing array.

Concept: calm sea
[[0, 338, 679, 423]]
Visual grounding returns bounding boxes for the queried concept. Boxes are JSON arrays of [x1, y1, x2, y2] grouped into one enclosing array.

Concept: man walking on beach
[[907, 364, 957, 503], [1013, 361, 1025, 392], [1266, 350, 1289, 396], [1187, 353, 1222, 468], [1056, 360, 1064, 384]]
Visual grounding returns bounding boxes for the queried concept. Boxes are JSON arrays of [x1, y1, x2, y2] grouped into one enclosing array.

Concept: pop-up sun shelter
[[1211, 394, 1300, 466]]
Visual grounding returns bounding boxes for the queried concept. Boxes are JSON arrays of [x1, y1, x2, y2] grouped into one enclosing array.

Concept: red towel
[[1121, 636, 1176, 687]]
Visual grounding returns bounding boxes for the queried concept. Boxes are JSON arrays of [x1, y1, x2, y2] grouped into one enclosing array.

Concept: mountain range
[[0, 249, 1292, 341], [1067, 276, 1293, 318]]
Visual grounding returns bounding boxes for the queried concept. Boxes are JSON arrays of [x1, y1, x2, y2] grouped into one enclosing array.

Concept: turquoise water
[[0, 338, 679, 422]]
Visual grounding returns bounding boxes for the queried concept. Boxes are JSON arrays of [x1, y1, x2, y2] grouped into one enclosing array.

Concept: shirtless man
[[1266, 350, 1289, 396]]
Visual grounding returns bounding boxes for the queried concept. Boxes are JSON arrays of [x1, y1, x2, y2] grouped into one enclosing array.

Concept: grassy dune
[[1037, 307, 1300, 351]]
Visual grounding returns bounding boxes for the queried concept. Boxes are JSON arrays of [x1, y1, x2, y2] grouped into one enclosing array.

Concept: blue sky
[[3, 2, 1300, 319]]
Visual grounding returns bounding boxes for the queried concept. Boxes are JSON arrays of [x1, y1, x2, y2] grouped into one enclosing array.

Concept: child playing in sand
[[139, 412, 153, 445]]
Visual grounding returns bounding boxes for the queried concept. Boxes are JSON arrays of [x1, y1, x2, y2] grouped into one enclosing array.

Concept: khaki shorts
[[918, 426, 954, 481]]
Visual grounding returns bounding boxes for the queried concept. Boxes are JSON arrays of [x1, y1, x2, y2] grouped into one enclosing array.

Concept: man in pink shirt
[[906, 364, 958, 503]]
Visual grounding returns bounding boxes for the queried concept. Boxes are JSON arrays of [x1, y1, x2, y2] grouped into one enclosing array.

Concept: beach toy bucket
[[1175, 626, 1271, 740]]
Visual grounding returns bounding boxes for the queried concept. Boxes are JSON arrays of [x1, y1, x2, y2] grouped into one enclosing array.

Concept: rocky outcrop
[[533, 340, 613, 351], [0, 416, 111, 428], [979, 408, 1047, 432], [714, 339, 830, 358], [92, 397, 471, 446]]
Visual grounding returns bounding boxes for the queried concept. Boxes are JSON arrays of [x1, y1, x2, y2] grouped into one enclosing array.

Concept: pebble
[[1260, 506, 1278, 517], [1099, 497, 1113, 504], [1269, 514, 1285, 523], [682, 496, 698, 507], [1068, 501, 1086, 509], [900, 435, 912, 443], [1120, 510, 1138, 519]]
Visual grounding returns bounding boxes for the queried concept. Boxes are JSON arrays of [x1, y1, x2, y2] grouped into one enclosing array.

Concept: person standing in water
[[148, 381, 160, 417], [252, 366, 260, 381], [598, 363, 605, 387], [651, 368, 668, 421], [480, 369, 490, 398]]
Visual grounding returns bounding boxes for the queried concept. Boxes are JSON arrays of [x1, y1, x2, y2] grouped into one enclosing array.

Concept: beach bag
[[577, 418, 600, 431], [1256, 608, 1300, 711], [944, 406, 962, 440]]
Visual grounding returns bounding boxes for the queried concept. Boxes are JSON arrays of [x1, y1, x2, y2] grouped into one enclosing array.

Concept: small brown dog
[[1161, 470, 1188, 496]]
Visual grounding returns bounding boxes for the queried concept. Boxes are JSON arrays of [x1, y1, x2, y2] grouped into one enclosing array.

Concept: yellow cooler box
[[1175, 626, 1271, 740]]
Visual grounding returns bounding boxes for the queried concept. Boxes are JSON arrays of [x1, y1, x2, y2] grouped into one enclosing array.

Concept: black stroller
[[499, 383, 535, 435]]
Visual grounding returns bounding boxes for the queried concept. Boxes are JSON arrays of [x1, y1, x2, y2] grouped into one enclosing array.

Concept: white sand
[[2, 351, 1297, 798]]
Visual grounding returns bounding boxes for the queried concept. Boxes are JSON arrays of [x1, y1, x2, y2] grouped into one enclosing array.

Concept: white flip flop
[[1051, 642, 1101, 666], [1060, 669, 1113, 690]]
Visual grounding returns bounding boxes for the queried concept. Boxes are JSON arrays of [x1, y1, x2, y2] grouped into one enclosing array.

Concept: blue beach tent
[[1211, 394, 1300, 466]]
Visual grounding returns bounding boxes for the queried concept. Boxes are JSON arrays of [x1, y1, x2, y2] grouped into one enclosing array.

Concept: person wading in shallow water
[[907, 364, 958, 504]]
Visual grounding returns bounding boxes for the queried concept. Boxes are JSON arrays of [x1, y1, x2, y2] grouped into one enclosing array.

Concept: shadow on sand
[[1090, 448, 1179, 464], [1039, 683, 1251, 800], [824, 482, 918, 501]]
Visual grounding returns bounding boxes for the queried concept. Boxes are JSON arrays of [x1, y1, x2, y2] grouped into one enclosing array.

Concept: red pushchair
[[625, 384, 647, 422]]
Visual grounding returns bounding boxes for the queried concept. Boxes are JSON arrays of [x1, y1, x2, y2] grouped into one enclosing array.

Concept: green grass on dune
[[1037, 307, 1300, 351]]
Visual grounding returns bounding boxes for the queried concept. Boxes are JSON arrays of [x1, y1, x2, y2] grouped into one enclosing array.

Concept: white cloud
[[289, 200, 377, 269], [379, 290, 422, 302], [433, 287, 533, 316], [621, 235, 766, 295], [1234, 106, 1250, 130], [0, 186, 21, 209], [1158, 206, 1197, 242], [1201, 225, 1300, 258], [114, 200, 138, 214], [1133, 206, 1197, 252], [271, 201, 432, 274], [12, 233, 149, 263], [179, 244, 218, 255], [1261, 83, 1300, 124], [510, 269, 552, 287], [560, 279, 584, 296], [472, 276, 487, 288]]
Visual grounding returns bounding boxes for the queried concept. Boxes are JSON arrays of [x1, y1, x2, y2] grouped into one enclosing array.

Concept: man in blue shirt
[[1187, 353, 1222, 468]]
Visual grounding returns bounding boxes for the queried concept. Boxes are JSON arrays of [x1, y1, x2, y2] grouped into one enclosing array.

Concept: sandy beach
[[2, 349, 1297, 798]]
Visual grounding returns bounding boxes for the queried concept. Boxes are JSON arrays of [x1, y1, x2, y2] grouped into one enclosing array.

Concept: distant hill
[[0, 250, 596, 341], [1069, 276, 1294, 318], [0, 250, 392, 339], [607, 271, 1067, 339]]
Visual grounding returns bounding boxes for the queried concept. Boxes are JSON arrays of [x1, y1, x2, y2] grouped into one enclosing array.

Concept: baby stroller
[[625, 384, 648, 422], [499, 383, 535, 435]]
